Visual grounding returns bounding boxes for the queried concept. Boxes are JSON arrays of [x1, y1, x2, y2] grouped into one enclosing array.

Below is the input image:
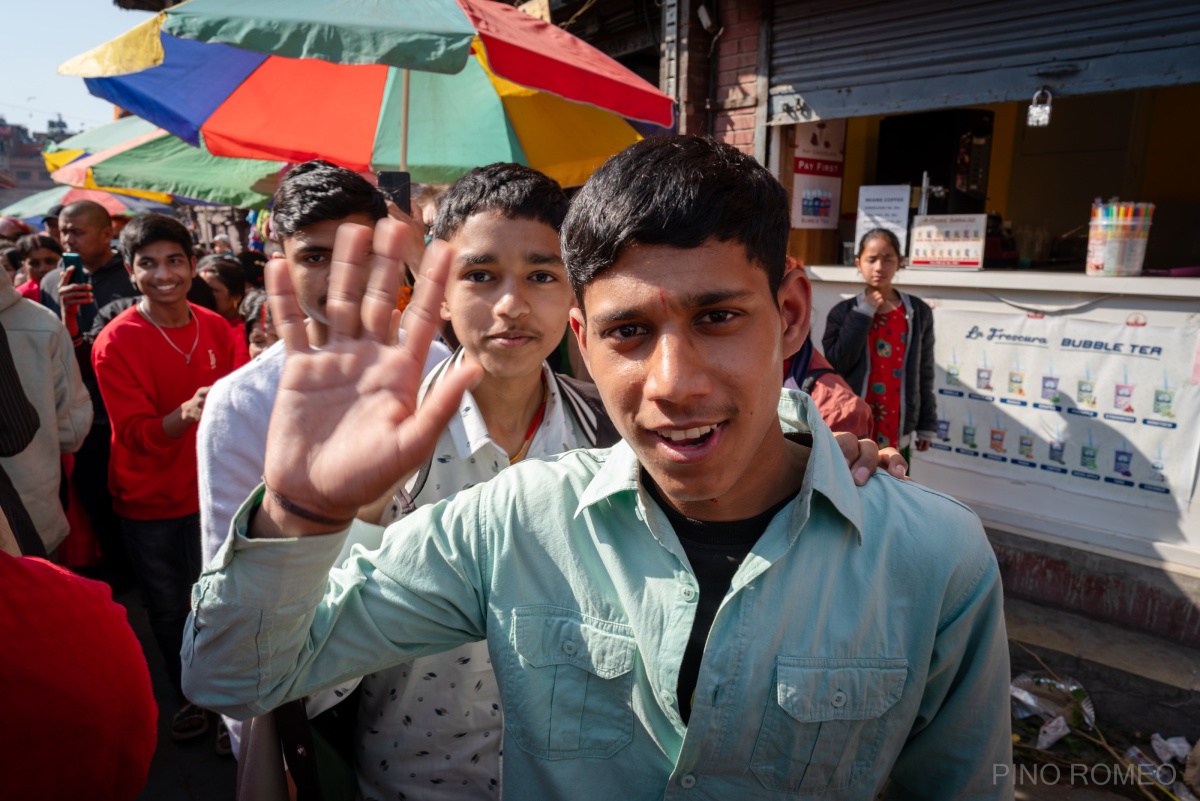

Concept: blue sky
[[0, 2, 154, 134]]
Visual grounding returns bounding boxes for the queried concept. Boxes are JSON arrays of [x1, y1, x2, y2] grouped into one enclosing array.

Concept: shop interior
[[780, 82, 1200, 274]]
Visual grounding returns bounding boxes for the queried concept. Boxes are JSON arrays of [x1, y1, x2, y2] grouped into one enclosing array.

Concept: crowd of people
[[0, 135, 1001, 801]]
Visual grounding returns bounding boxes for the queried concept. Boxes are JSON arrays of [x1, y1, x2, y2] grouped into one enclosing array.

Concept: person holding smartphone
[[41, 201, 140, 590]]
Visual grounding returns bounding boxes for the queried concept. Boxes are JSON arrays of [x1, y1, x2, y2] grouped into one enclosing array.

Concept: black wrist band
[[262, 479, 355, 527]]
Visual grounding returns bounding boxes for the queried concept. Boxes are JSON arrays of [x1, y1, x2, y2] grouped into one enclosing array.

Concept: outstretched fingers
[[399, 239, 454, 365], [395, 358, 483, 469], [326, 223, 376, 341], [360, 218, 408, 343], [265, 257, 313, 354]]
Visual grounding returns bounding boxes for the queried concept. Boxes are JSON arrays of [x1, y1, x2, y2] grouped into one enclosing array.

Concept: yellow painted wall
[[839, 105, 1019, 219], [1140, 84, 1200, 203], [984, 103, 1017, 219], [840, 115, 883, 216]]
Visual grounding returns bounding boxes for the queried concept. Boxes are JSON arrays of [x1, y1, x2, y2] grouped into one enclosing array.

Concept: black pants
[[120, 513, 202, 701], [74, 424, 136, 588]]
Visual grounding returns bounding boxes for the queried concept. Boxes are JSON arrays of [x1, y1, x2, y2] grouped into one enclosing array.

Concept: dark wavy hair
[[432, 163, 568, 242], [271, 160, 387, 239], [197, 254, 246, 299], [118, 214, 193, 266], [561, 135, 789, 306], [16, 234, 64, 261]]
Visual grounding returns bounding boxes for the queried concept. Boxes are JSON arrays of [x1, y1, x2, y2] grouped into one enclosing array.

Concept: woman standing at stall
[[823, 228, 937, 456]]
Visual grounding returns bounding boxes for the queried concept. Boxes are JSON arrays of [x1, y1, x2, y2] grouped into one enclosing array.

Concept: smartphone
[[377, 170, 411, 215], [62, 252, 85, 283]]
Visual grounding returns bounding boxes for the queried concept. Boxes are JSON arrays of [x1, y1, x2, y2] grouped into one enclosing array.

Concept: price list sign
[[910, 214, 986, 270]]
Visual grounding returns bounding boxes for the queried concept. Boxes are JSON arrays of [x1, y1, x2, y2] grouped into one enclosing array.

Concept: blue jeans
[[120, 513, 202, 700]]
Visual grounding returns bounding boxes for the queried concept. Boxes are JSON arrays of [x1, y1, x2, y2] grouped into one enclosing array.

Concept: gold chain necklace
[[139, 300, 199, 364]]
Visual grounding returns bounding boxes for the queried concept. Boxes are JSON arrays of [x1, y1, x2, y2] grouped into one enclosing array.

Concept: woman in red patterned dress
[[823, 229, 937, 459]]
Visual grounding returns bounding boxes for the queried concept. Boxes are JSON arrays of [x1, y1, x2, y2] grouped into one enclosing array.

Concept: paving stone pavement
[[117, 586, 237, 801]]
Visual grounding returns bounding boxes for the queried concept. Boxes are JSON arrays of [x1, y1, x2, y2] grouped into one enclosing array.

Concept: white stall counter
[[809, 265, 1200, 300], [807, 266, 1200, 572]]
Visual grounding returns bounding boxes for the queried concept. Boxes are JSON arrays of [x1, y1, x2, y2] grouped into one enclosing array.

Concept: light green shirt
[[184, 391, 1013, 800]]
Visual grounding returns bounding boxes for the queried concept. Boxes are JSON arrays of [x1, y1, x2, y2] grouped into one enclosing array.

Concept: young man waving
[[186, 137, 1011, 799]]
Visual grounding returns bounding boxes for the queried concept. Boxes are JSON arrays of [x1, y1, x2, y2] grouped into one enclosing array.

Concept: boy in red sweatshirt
[[92, 214, 237, 741]]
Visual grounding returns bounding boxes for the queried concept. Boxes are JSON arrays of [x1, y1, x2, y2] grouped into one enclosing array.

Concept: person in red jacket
[[780, 257, 873, 440], [0, 552, 157, 800], [91, 214, 237, 742]]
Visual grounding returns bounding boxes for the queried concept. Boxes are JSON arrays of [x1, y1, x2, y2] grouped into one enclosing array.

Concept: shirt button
[[680, 774, 697, 788], [660, 689, 674, 706], [562, 640, 577, 655], [831, 690, 848, 708], [680, 586, 696, 601]]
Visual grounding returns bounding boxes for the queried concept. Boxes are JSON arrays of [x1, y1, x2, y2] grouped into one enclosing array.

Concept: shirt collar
[[777, 389, 865, 542], [423, 351, 571, 461], [575, 390, 865, 542]]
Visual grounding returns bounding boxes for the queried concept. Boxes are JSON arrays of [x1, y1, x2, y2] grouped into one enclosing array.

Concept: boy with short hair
[[339, 163, 615, 800], [197, 160, 451, 759], [200, 160, 394, 579], [91, 213, 237, 740]]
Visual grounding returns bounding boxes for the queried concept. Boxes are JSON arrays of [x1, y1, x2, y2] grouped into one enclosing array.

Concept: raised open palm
[[258, 219, 479, 537]]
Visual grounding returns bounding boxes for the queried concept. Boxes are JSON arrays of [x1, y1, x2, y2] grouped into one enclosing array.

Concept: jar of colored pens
[[1085, 200, 1155, 276]]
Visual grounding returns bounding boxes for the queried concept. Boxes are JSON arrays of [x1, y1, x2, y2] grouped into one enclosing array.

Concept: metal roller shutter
[[768, 0, 1200, 123]]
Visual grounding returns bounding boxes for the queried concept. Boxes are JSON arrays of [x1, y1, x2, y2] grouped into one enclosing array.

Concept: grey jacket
[[0, 268, 93, 551]]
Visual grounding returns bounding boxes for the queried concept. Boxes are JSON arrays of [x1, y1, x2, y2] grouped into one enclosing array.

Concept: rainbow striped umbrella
[[61, 0, 674, 187]]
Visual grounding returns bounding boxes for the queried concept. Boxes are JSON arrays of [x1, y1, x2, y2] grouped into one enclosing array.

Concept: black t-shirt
[[643, 472, 799, 724]]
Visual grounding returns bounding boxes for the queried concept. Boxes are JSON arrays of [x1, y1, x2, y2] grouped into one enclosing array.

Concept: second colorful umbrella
[[0, 185, 174, 222], [49, 118, 284, 209]]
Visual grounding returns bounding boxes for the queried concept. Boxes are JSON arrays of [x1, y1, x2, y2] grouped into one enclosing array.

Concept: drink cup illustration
[[1076, 379, 1096, 407], [1049, 441, 1065, 464], [1008, 371, 1025, 395], [1154, 388, 1174, 418], [946, 365, 960, 386], [1149, 459, 1167, 482], [1113, 450, 1133, 477], [1041, 376, 1060, 403], [990, 429, 1006, 453], [1019, 435, 1034, 459], [1114, 383, 1134, 413], [962, 424, 978, 449], [976, 368, 993, 391], [1080, 445, 1098, 470], [936, 419, 950, 440]]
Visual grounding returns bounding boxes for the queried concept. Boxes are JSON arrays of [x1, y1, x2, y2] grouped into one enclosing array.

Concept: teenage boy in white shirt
[[197, 161, 450, 760]]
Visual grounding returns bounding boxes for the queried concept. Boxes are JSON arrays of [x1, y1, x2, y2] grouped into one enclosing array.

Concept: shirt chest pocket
[[750, 657, 908, 795], [506, 606, 637, 760]]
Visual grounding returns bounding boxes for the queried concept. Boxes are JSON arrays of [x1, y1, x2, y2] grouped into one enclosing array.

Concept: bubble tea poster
[[926, 309, 1200, 512], [791, 119, 846, 231]]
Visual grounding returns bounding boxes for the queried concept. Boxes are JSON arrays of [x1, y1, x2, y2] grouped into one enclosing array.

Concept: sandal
[[171, 702, 210, 742], [215, 720, 232, 757]]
